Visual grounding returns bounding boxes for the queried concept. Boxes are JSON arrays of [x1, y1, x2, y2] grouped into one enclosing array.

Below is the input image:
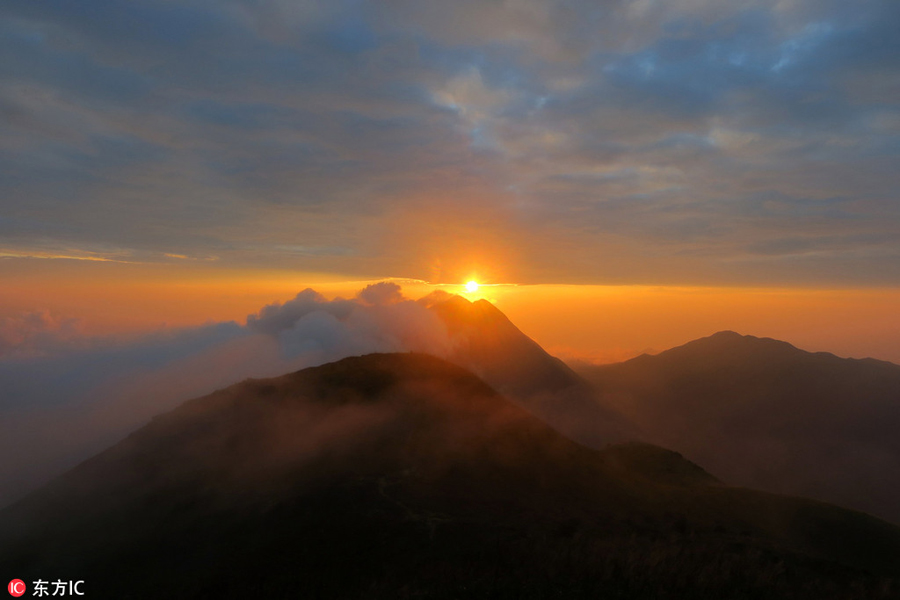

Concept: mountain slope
[[424, 293, 636, 446], [2, 353, 899, 599], [577, 331, 900, 523]]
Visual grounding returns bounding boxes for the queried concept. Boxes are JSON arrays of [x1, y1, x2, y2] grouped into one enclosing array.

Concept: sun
[[465, 280, 479, 293]]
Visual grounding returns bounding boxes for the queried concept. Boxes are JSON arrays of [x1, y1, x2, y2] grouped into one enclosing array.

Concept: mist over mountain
[[423, 291, 636, 446], [3, 353, 899, 598], [577, 331, 900, 524], [0, 284, 454, 508], [0, 284, 632, 509]]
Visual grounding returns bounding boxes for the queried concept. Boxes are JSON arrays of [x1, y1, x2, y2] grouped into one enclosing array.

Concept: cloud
[[0, 310, 85, 358], [1, 0, 899, 284], [247, 286, 452, 362], [357, 281, 405, 306], [246, 288, 352, 335], [0, 283, 456, 508]]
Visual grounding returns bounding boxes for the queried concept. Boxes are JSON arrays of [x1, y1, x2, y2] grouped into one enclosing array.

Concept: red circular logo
[[8, 580, 26, 598]]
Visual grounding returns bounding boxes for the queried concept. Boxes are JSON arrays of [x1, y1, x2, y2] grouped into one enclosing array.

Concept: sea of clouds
[[0, 282, 456, 507]]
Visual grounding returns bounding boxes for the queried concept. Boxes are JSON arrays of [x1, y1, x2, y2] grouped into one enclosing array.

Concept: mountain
[[423, 293, 636, 446], [425, 294, 582, 397], [576, 331, 900, 524], [2, 353, 899, 598]]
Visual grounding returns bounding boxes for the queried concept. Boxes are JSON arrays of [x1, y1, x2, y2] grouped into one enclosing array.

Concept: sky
[[2, 0, 900, 362]]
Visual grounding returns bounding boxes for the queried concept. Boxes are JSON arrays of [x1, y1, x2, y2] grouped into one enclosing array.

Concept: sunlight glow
[[465, 280, 479, 293]]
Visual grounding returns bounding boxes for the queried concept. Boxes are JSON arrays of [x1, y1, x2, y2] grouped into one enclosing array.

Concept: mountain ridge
[[2, 352, 900, 598], [627, 330, 900, 367], [425, 293, 637, 447], [578, 330, 900, 524]]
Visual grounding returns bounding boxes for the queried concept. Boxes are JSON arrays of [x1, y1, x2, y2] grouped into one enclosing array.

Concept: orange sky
[[3, 259, 899, 365], [5, 1, 900, 364]]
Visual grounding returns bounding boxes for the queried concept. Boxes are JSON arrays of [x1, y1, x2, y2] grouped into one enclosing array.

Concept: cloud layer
[[0, 283, 452, 507], [1, 0, 899, 284]]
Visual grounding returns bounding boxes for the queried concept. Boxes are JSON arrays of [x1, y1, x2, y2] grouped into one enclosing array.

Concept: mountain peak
[[281, 352, 499, 406], [703, 330, 789, 345], [578, 329, 900, 524], [427, 294, 509, 332], [423, 293, 638, 446], [651, 330, 803, 363], [708, 330, 745, 339]]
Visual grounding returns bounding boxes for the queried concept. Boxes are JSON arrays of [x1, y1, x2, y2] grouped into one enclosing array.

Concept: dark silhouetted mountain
[[423, 293, 636, 446], [2, 353, 899, 599], [577, 331, 900, 524]]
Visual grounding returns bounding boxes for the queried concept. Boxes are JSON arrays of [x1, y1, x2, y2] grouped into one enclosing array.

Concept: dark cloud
[[0, 0, 898, 283]]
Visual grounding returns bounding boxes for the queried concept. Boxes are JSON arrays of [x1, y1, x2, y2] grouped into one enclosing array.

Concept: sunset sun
[[465, 280, 479, 293]]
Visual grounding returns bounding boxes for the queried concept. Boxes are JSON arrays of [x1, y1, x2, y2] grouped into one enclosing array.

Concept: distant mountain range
[[2, 353, 898, 598], [3, 298, 900, 598], [576, 330, 900, 524]]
